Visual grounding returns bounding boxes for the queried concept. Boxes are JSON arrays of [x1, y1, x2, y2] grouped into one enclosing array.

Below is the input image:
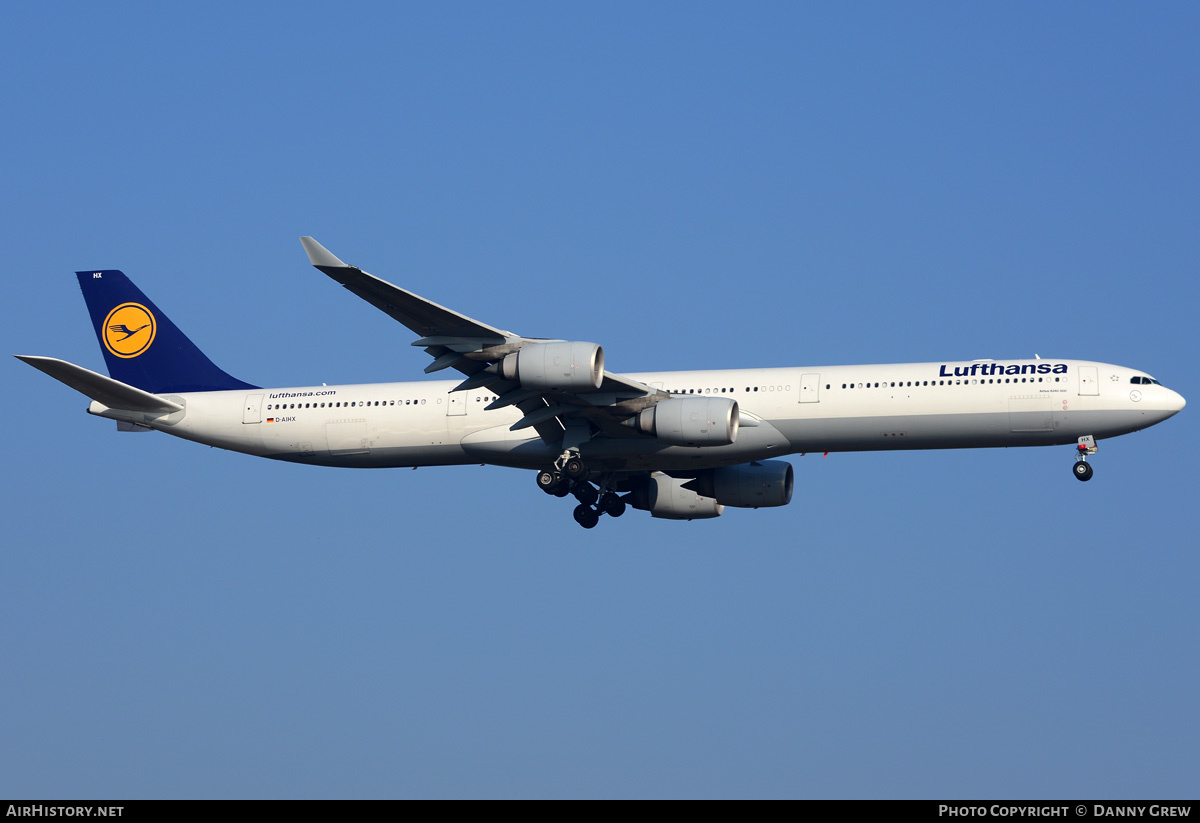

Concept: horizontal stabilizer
[[16, 355, 183, 413]]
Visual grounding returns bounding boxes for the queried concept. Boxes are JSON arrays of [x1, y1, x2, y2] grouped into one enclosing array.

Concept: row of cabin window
[[840, 377, 1061, 389], [266, 376, 1073, 412], [668, 376, 1063, 395], [266, 399, 429, 410], [671, 386, 791, 395]]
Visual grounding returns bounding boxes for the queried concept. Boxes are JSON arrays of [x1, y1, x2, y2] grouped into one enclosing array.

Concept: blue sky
[[3, 2, 1197, 799]]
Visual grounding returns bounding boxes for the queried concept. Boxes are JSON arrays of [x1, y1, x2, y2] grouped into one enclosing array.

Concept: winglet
[[300, 236, 347, 269]]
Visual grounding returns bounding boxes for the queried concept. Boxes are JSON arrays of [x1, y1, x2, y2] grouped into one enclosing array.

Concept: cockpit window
[[1131, 376, 1162, 385]]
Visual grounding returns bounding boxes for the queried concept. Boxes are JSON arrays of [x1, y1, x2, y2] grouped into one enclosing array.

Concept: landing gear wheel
[[536, 470, 560, 494], [573, 482, 598, 507], [573, 504, 599, 529], [1073, 461, 1093, 482], [599, 494, 626, 518], [563, 456, 587, 481]]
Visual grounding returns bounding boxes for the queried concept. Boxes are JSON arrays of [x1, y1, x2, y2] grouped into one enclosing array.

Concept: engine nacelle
[[501, 341, 604, 391], [632, 396, 739, 447], [683, 460, 794, 508], [629, 475, 724, 520]]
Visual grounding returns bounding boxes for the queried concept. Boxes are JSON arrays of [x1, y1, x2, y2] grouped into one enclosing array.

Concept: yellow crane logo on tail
[[102, 302, 156, 358]]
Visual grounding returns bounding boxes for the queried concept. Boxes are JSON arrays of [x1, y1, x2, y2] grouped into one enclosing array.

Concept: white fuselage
[[90, 359, 1185, 473]]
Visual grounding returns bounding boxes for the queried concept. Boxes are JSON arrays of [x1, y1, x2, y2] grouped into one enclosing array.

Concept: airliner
[[17, 237, 1186, 528]]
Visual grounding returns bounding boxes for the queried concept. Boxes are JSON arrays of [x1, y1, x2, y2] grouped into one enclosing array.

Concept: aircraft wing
[[300, 237, 664, 446], [300, 237, 511, 342]]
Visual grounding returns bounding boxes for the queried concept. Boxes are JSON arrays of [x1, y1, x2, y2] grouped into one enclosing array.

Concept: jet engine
[[682, 460, 794, 508], [628, 475, 724, 520], [501, 341, 604, 392], [630, 396, 739, 447]]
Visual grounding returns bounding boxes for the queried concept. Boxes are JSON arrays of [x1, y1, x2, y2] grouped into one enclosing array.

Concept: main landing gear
[[1073, 435, 1097, 482], [573, 492, 627, 529], [536, 459, 627, 529]]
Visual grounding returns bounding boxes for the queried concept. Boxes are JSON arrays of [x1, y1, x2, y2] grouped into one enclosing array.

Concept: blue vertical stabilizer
[[75, 269, 258, 393]]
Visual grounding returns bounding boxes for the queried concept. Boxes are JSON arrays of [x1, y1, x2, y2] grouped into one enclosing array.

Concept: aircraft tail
[[75, 269, 257, 393]]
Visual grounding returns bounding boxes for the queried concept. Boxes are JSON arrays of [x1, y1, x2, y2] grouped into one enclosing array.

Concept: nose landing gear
[[1073, 435, 1097, 482]]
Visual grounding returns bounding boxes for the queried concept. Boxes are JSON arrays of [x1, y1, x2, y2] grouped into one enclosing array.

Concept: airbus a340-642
[[18, 237, 1185, 528]]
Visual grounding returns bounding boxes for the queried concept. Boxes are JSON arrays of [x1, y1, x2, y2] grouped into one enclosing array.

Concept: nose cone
[[1146, 388, 1185, 427]]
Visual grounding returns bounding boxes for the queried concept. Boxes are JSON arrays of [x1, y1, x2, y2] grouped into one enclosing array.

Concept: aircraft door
[[799, 373, 820, 403], [326, 421, 369, 455], [1009, 396, 1055, 432], [446, 392, 466, 416], [242, 394, 263, 424], [1078, 366, 1099, 396]]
